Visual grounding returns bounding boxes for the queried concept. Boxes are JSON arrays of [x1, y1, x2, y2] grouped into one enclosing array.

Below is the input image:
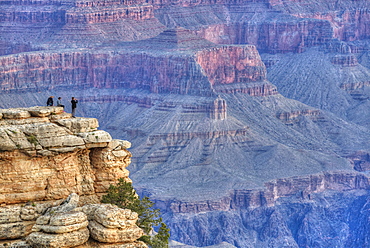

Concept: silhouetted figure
[[46, 96, 54, 106], [57, 97, 65, 108], [71, 97, 78, 117]]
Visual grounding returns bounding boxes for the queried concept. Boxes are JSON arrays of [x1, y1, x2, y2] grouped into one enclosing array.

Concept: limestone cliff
[[0, 106, 146, 247]]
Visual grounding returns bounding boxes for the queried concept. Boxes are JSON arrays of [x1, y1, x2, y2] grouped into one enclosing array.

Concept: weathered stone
[[49, 112, 73, 121], [27, 227, 89, 248], [1, 109, 31, 119], [28, 106, 64, 117], [55, 118, 99, 133], [107, 139, 121, 150], [0, 117, 50, 126], [0, 128, 18, 150], [112, 140, 131, 150], [0, 221, 35, 240], [49, 211, 87, 226], [48, 145, 86, 153], [36, 150, 54, 156], [94, 204, 138, 229], [20, 205, 38, 221], [32, 220, 88, 234], [88, 220, 143, 243], [0, 240, 30, 247], [0, 126, 35, 150], [36, 215, 51, 225], [78, 130, 112, 144], [45, 193, 80, 215], [112, 150, 129, 158], [0, 206, 22, 224], [37, 134, 85, 148], [79, 204, 101, 221], [80, 240, 148, 248]]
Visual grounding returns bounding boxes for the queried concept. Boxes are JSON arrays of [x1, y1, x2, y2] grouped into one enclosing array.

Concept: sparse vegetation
[[101, 178, 170, 248], [26, 135, 38, 146]]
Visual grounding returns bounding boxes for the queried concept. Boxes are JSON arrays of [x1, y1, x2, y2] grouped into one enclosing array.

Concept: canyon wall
[[157, 171, 370, 247], [0, 42, 270, 97]]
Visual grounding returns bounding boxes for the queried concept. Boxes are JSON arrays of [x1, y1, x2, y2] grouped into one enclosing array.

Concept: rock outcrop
[[0, 106, 132, 205], [0, 106, 147, 247], [22, 194, 146, 248]]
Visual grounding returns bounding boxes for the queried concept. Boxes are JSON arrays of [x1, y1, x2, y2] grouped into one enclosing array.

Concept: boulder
[[78, 130, 112, 148], [88, 220, 143, 243], [54, 118, 99, 133], [1, 108, 31, 119], [27, 227, 89, 248], [27, 106, 64, 117], [0, 221, 34, 240], [93, 204, 138, 229], [32, 211, 89, 234]]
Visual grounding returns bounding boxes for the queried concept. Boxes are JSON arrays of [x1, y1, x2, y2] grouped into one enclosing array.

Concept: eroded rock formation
[[0, 106, 147, 247]]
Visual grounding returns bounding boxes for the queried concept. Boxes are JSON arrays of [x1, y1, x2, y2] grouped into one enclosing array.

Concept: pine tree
[[101, 178, 170, 247]]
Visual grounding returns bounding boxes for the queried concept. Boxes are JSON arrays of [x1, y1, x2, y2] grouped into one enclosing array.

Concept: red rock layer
[[293, 9, 370, 42], [196, 18, 333, 53], [65, 4, 154, 23], [0, 50, 214, 95], [276, 109, 322, 124], [147, 0, 269, 8], [0, 44, 270, 97], [74, 0, 146, 7], [196, 45, 266, 85]]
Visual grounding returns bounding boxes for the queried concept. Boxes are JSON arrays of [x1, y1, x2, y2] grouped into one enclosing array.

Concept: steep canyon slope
[[2, 0, 370, 247]]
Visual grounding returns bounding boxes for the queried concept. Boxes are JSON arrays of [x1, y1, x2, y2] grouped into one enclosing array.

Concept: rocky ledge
[[0, 106, 133, 204], [2, 193, 147, 248], [0, 106, 147, 247]]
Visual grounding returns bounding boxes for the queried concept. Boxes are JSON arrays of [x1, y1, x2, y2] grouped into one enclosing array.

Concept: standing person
[[46, 96, 54, 106], [71, 97, 78, 118], [57, 97, 65, 108]]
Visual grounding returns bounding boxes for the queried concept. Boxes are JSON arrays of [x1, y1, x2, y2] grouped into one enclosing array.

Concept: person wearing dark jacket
[[46, 96, 54, 106], [71, 97, 78, 117]]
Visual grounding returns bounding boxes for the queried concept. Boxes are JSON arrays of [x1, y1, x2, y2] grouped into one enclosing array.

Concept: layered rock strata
[[162, 171, 370, 247], [24, 194, 146, 248], [162, 171, 370, 214], [0, 106, 133, 205], [82, 204, 144, 244], [0, 106, 147, 247], [27, 194, 90, 248], [0, 33, 269, 97]]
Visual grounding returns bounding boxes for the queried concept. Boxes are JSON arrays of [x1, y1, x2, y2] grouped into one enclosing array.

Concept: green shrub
[[101, 178, 170, 247]]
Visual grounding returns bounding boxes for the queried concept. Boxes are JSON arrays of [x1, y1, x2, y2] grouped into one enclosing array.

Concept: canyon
[[2, 0, 370, 247]]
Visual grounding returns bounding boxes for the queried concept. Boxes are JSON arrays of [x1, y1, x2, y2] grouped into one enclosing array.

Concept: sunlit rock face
[[0, 107, 132, 205], [3, 0, 370, 247], [0, 107, 148, 247]]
